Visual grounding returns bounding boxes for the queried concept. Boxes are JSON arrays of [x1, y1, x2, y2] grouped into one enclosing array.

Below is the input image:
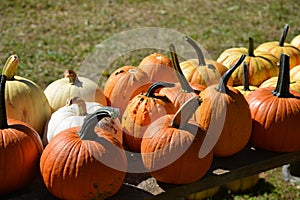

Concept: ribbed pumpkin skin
[[138, 53, 177, 83], [40, 128, 126, 200], [5, 76, 51, 135], [256, 42, 300, 69], [104, 66, 151, 118], [141, 116, 213, 184], [259, 77, 300, 94], [246, 88, 300, 152], [224, 174, 259, 193], [290, 65, 300, 81], [180, 58, 230, 86], [291, 35, 300, 50], [217, 48, 279, 86], [122, 93, 176, 152], [0, 119, 43, 194]]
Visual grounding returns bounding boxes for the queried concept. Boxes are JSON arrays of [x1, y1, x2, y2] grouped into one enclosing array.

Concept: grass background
[[1, 0, 300, 199]]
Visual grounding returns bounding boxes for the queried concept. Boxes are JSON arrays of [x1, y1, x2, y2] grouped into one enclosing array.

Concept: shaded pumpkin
[[224, 174, 259, 193], [181, 36, 230, 87], [103, 66, 151, 119], [122, 82, 176, 152], [186, 186, 220, 200], [141, 96, 214, 184], [256, 24, 300, 69], [138, 53, 177, 82], [0, 74, 43, 194], [246, 54, 300, 152], [195, 55, 252, 157], [217, 37, 279, 86], [2, 55, 51, 135], [43, 97, 122, 145], [44, 69, 107, 112], [40, 107, 127, 200]]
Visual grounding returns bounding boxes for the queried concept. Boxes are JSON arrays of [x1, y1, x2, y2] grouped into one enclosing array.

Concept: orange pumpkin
[[141, 96, 213, 184], [40, 107, 127, 200], [180, 36, 229, 87], [138, 53, 177, 82], [256, 24, 300, 69], [195, 55, 252, 157], [290, 64, 300, 81], [0, 74, 43, 194], [217, 37, 279, 86], [122, 82, 176, 152], [104, 66, 151, 118], [246, 54, 300, 152]]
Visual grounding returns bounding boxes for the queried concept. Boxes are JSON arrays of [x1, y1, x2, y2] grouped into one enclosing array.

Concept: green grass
[[1, 0, 300, 199]]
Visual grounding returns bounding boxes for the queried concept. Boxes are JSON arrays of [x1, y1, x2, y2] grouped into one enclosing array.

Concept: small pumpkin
[[159, 44, 200, 111], [234, 61, 259, 96], [256, 24, 300, 69], [44, 69, 107, 112], [224, 174, 259, 193], [195, 55, 252, 157], [217, 37, 279, 86], [246, 54, 300, 152], [138, 53, 177, 82], [0, 74, 43, 194], [2, 55, 51, 135], [104, 66, 151, 118], [141, 96, 213, 184], [40, 107, 127, 200], [181, 36, 230, 87], [186, 186, 220, 200], [43, 97, 122, 145], [122, 82, 177, 152]]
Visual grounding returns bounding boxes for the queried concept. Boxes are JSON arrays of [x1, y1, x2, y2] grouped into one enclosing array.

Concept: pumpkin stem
[[184, 36, 206, 66], [216, 54, 246, 93], [272, 54, 293, 98], [169, 44, 194, 93], [0, 75, 8, 129], [64, 69, 78, 85], [242, 61, 251, 91], [248, 37, 255, 57], [145, 82, 175, 97], [78, 107, 119, 140], [169, 96, 202, 129], [66, 97, 88, 116], [2, 55, 18, 80], [278, 24, 289, 47]]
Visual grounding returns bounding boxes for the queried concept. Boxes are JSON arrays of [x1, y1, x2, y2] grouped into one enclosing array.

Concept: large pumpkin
[[256, 24, 300, 69], [44, 69, 108, 112], [180, 36, 229, 87], [43, 97, 122, 145], [217, 37, 279, 86], [104, 66, 151, 119], [122, 82, 176, 152], [195, 55, 252, 157], [0, 74, 43, 194], [138, 53, 177, 82], [141, 96, 213, 184], [246, 54, 300, 152], [40, 107, 127, 200], [2, 55, 51, 135]]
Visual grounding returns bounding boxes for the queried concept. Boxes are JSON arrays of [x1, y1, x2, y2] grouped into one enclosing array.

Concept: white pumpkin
[[43, 97, 122, 145]]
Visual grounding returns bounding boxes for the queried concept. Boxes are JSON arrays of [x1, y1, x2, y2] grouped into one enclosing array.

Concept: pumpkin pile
[[2, 23, 300, 199]]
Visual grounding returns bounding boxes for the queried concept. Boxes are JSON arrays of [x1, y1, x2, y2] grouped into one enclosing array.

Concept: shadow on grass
[[210, 178, 276, 200]]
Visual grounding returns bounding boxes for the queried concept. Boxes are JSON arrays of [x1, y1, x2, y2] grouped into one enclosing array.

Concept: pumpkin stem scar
[[79, 107, 119, 140], [0, 75, 8, 129], [184, 36, 206, 66], [279, 24, 289, 47], [216, 54, 246, 93]]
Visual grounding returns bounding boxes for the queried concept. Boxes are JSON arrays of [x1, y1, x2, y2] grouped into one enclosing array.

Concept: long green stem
[[278, 24, 289, 47], [169, 44, 194, 93], [145, 82, 175, 97], [216, 55, 246, 93], [79, 107, 119, 139], [272, 54, 293, 97], [169, 96, 202, 129], [0, 75, 8, 129], [184, 36, 206, 66]]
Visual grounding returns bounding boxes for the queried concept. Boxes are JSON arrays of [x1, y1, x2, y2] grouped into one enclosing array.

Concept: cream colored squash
[[43, 97, 122, 145]]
